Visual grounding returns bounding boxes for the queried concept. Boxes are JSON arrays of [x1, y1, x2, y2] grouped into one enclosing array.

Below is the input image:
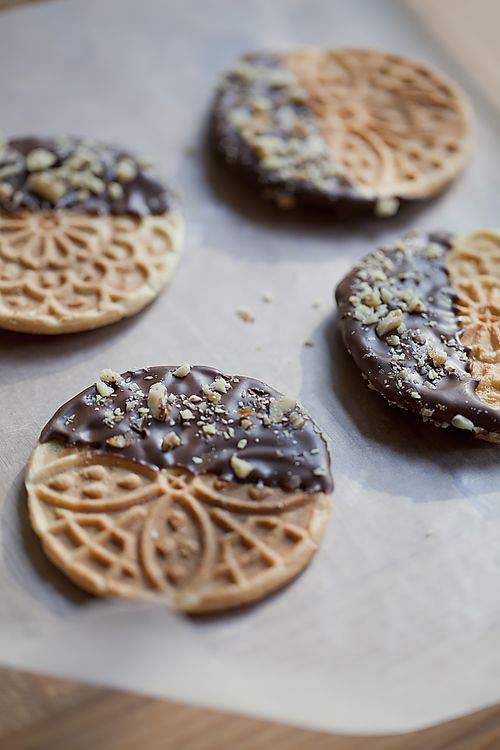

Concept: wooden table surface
[[1, 0, 499, 747]]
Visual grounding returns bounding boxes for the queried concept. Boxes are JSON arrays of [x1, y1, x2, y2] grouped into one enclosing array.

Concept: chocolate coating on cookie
[[40, 365, 333, 493], [212, 53, 371, 216], [335, 232, 499, 438], [212, 49, 471, 216], [0, 136, 171, 216]]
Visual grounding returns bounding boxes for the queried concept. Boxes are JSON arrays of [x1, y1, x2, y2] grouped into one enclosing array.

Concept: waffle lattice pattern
[[447, 230, 500, 410], [285, 48, 471, 199], [27, 444, 329, 612], [0, 210, 180, 333]]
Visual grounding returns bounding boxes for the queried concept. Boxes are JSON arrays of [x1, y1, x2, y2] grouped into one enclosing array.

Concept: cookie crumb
[[236, 306, 255, 323], [374, 197, 400, 217]]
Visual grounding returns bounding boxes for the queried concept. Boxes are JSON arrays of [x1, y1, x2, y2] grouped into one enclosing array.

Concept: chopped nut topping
[[162, 431, 181, 451], [106, 434, 127, 448], [376, 309, 404, 337], [0, 182, 13, 200], [96, 379, 114, 398], [289, 411, 306, 429], [173, 363, 191, 378], [99, 369, 122, 383], [230, 454, 254, 479], [147, 383, 170, 421], [237, 438, 248, 449], [116, 157, 138, 182], [212, 377, 228, 393], [451, 414, 474, 431], [180, 408, 194, 421], [269, 396, 296, 423], [429, 346, 447, 366], [25, 148, 57, 172], [108, 181, 124, 200], [27, 172, 67, 202]]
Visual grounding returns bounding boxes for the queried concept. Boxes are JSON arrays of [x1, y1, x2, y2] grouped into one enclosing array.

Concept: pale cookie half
[[212, 48, 472, 216], [335, 231, 500, 441], [0, 137, 183, 334], [26, 365, 333, 612]]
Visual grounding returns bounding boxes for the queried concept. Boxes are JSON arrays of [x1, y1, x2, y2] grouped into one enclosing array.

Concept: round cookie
[[0, 136, 183, 334], [25, 365, 333, 612], [212, 47, 472, 216], [335, 231, 500, 441]]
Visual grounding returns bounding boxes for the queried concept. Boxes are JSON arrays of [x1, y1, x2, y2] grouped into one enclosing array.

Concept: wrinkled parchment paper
[[0, 0, 499, 734]]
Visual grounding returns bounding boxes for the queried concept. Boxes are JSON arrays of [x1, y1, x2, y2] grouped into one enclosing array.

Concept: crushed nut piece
[[230, 454, 254, 479], [26, 148, 57, 172], [162, 431, 181, 451], [451, 414, 474, 431], [148, 383, 170, 421], [173, 363, 191, 378], [96, 379, 114, 398], [0, 182, 13, 200], [27, 172, 67, 202], [269, 396, 296, 423], [116, 157, 138, 182], [429, 346, 447, 366], [99, 368, 122, 383], [212, 377, 228, 393], [376, 309, 404, 337], [106, 434, 127, 448], [108, 181, 124, 200]]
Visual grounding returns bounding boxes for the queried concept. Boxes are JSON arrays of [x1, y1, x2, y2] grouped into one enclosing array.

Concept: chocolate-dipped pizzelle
[[336, 231, 500, 441], [212, 48, 472, 217], [26, 365, 333, 612], [0, 136, 183, 334]]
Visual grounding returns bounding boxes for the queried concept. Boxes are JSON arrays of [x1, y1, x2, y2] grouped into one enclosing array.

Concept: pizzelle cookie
[[26, 365, 333, 612], [335, 231, 500, 441], [212, 47, 472, 216], [0, 136, 183, 334]]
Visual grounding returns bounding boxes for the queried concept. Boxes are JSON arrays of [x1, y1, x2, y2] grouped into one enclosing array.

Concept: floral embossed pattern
[[26, 443, 330, 612], [286, 47, 471, 200], [0, 210, 182, 333], [447, 231, 500, 410]]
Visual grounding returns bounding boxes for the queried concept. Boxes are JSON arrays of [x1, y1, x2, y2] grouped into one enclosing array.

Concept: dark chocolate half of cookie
[[41, 365, 333, 493], [335, 231, 500, 441], [0, 135, 172, 216], [212, 48, 472, 217]]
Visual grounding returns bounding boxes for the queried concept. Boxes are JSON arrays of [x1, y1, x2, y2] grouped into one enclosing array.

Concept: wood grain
[[1, 1, 500, 748], [2, 667, 500, 750]]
